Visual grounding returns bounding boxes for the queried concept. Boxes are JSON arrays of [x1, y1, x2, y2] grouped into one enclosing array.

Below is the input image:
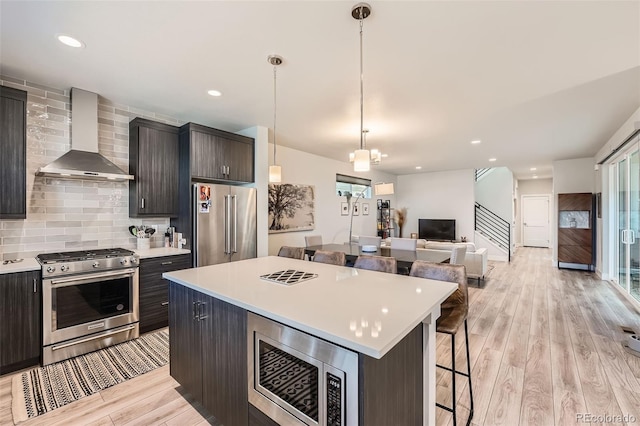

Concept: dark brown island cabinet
[[169, 282, 249, 426], [129, 118, 180, 217], [169, 282, 425, 426], [138, 254, 191, 334], [0, 271, 41, 375], [557, 192, 595, 270], [0, 85, 27, 219]]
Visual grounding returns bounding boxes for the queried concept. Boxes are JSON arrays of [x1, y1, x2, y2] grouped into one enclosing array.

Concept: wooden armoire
[[557, 193, 595, 270]]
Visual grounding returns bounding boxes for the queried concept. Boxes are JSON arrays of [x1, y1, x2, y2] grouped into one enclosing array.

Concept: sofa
[[382, 239, 488, 281]]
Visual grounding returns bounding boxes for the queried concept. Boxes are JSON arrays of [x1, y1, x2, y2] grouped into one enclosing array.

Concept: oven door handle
[[50, 325, 137, 351], [50, 269, 137, 288]]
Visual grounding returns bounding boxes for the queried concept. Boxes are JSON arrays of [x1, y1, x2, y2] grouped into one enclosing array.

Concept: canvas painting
[[268, 183, 316, 233]]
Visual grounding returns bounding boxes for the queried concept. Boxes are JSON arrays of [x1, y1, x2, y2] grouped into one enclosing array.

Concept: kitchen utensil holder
[[137, 238, 151, 250]]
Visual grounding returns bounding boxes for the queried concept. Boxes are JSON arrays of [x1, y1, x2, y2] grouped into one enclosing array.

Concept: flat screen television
[[418, 219, 456, 241]]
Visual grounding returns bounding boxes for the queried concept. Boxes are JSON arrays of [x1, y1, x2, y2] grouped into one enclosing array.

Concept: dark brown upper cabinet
[[179, 123, 254, 184], [129, 118, 180, 217], [0, 86, 27, 219]]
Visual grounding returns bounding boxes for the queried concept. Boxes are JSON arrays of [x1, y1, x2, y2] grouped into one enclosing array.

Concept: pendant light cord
[[273, 64, 277, 165], [359, 8, 365, 151]]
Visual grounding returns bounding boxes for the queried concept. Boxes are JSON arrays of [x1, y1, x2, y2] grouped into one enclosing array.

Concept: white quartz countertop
[[134, 247, 191, 259], [0, 258, 40, 274], [163, 256, 457, 359]]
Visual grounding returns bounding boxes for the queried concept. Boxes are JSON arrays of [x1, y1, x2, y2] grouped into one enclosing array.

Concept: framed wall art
[[268, 183, 315, 233]]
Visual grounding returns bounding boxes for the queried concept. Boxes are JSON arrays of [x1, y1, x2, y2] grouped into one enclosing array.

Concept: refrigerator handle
[[232, 194, 238, 253], [192, 184, 198, 267], [224, 195, 230, 254]]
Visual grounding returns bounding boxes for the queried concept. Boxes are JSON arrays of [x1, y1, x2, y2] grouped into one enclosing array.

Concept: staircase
[[475, 168, 494, 181], [475, 202, 511, 261]]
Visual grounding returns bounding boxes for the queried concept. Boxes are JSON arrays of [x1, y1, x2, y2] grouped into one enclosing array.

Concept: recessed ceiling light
[[533, 175, 538, 179], [207, 90, 222, 97], [489, 158, 497, 162], [471, 140, 481, 144], [415, 166, 422, 170], [381, 154, 388, 158], [56, 34, 84, 48], [530, 167, 537, 171]]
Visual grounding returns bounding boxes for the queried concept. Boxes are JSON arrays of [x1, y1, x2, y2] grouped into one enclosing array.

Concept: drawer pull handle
[[161, 261, 173, 265], [161, 301, 169, 306]]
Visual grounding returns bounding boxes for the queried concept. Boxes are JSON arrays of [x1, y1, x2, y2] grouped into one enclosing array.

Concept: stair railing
[[474, 202, 511, 262]]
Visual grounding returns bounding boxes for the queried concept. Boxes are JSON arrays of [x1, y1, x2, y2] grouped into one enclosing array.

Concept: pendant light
[[268, 55, 283, 183], [352, 3, 372, 172]]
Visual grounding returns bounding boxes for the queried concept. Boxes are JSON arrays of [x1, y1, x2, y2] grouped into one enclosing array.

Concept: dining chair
[[390, 237, 417, 251], [312, 250, 346, 266], [358, 236, 382, 248], [354, 254, 397, 274], [277, 246, 305, 260], [304, 235, 323, 247], [450, 246, 467, 265], [409, 260, 473, 426]]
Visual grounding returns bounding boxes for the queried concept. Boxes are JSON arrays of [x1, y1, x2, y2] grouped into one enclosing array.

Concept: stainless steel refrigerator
[[192, 183, 257, 267]]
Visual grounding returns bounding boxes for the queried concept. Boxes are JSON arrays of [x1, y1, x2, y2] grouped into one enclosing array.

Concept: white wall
[[396, 169, 475, 241], [552, 157, 595, 262], [238, 126, 269, 258], [514, 178, 553, 246], [475, 167, 514, 222], [267, 144, 397, 255]]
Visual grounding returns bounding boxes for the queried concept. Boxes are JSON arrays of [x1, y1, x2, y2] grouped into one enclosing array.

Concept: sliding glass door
[[613, 146, 640, 302]]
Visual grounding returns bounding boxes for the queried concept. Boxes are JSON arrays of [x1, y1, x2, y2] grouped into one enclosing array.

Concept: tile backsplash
[[0, 76, 185, 260]]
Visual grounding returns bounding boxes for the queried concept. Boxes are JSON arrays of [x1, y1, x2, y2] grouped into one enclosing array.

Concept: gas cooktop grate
[[260, 270, 318, 286]]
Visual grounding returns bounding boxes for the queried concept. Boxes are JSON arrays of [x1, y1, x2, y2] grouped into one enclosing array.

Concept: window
[[336, 174, 371, 199]]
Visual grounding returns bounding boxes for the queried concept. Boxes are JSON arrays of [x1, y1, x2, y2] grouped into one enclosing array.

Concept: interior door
[[522, 195, 550, 247], [195, 183, 229, 266], [230, 186, 257, 262]]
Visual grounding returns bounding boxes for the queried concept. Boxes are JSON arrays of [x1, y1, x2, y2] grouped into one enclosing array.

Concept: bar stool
[[312, 250, 346, 266], [353, 254, 397, 274], [277, 246, 305, 260], [409, 260, 473, 426]]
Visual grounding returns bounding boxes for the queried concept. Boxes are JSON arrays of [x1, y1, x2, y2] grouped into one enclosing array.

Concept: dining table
[[305, 243, 450, 271]]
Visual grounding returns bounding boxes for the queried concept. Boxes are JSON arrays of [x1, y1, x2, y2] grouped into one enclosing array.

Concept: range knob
[[131, 257, 139, 264], [60, 265, 68, 272], [120, 258, 129, 265], [93, 261, 100, 268], [46, 265, 56, 273]]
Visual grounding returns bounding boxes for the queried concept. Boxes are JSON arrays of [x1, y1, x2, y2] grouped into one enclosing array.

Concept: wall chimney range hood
[[36, 88, 133, 181]]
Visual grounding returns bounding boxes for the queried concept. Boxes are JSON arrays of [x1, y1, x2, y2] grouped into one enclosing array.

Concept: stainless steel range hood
[[36, 88, 133, 181]]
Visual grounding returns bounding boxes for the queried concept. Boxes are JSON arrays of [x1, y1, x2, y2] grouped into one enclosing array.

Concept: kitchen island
[[163, 256, 457, 426]]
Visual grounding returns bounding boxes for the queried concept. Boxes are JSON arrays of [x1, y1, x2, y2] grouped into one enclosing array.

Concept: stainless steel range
[[37, 248, 140, 365]]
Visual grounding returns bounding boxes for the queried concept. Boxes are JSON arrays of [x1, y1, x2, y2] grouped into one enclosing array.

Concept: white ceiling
[[1, 1, 639, 180]]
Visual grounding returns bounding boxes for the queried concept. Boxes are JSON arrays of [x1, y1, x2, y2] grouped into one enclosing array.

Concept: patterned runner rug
[[11, 330, 169, 423]]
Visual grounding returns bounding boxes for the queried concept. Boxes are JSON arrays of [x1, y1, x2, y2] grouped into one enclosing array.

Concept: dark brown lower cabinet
[[0, 271, 41, 374], [139, 254, 191, 333], [249, 404, 279, 426], [169, 282, 248, 426], [358, 324, 423, 426]]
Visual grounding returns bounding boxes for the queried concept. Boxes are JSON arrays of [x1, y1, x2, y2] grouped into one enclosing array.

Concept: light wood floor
[[1, 247, 640, 426]]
